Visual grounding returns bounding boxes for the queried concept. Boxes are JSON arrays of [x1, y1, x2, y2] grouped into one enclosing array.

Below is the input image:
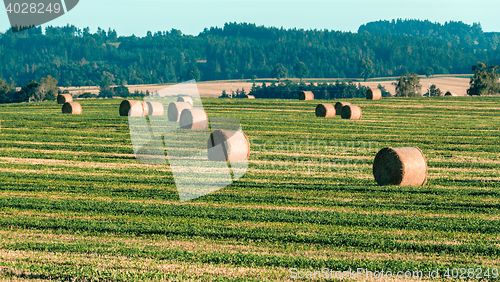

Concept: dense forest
[[358, 19, 500, 50], [0, 20, 499, 87]]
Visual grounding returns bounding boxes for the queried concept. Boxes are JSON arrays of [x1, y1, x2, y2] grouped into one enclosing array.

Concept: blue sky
[[1, 0, 499, 36]]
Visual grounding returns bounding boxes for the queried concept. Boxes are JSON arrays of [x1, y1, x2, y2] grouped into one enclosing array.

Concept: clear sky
[[1, 0, 499, 36]]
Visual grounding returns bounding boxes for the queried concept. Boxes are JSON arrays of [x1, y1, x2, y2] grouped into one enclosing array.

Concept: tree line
[[1, 20, 499, 88], [238, 61, 499, 99], [0, 75, 60, 103], [0, 61, 497, 103], [0, 74, 148, 103], [244, 80, 390, 100]]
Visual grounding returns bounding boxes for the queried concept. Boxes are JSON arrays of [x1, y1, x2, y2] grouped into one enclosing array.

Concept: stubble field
[[63, 76, 472, 98], [0, 95, 499, 281]]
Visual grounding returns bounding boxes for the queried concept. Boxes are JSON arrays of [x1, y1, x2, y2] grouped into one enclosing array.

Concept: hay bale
[[119, 100, 146, 117], [366, 88, 382, 100], [299, 91, 314, 100], [57, 94, 73, 104], [244, 95, 255, 99], [177, 96, 194, 106], [334, 102, 351, 115], [373, 146, 427, 186], [62, 102, 82, 115], [315, 103, 336, 117], [444, 91, 458, 96], [341, 104, 362, 120], [141, 101, 149, 116], [168, 102, 192, 122], [207, 129, 250, 162], [179, 108, 208, 130], [147, 102, 164, 116]]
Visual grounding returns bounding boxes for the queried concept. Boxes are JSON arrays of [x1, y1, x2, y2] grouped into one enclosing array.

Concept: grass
[[0, 96, 499, 281]]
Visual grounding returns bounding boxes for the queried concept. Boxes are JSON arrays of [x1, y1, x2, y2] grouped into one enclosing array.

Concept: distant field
[[63, 75, 472, 98], [0, 96, 499, 281]]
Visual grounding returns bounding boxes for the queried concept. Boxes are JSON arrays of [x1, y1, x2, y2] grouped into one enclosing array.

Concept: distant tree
[[0, 78, 14, 103], [14, 80, 39, 102], [79, 92, 95, 99], [293, 62, 309, 81], [34, 75, 59, 102], [467, 62, 500, 96], [108, 28, 118, 41], [98, 79, 113, 98], [219, 90, 229, 98], [250, 75, 258, 83], [394, 73, 422, 97], [113, 85, 130, 97], [377, 84, 392, 97], [272, 63, 288, 82], [187, 65, 201, 81], [169, 28, 182, 36], [83, 27, 90, 36], [425, 67, 435, 78], [96, 27, 106, 38], [359, 59, 374, 81], [429, 84, 442, 97]]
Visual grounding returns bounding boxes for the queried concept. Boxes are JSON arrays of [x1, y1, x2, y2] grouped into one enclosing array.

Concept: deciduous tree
[[98, 79, 113, 98], [467, 62, 500, 96], [35, 75, 59, 102], [14, 80, 38, 103], [0, 78, 14, 103], [429, 84, 442, 97], [394, 73, 422, 97]]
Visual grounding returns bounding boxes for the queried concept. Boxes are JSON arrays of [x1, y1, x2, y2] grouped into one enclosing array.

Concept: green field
[[0, 96, 499, 281]]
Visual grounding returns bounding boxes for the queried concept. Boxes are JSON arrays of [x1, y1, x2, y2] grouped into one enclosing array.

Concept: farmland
[[0, 95, 499, 281], [62, 75, 472, 98]]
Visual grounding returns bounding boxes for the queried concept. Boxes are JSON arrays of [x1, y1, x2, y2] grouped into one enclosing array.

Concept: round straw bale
[[119, 100, 145, 117], [207, 129, 250, 162], [444, 91, 458, 96], [141, 101, 149, 116], [341, 104, 362, 120], [179, 108, 208, 130], [62, 102, 82, 115], [147, 102, 164, 116], [244, 95, 255, 99], [315, 103, 336, 117], [168, 102, 192, 122], [366, 88, 382, 100], [373, 146, 427, 186], [57, 94, 73, 104], [334, 102, 351, 115], [177, 96, 194, 106], [299, 91, 314, 100]]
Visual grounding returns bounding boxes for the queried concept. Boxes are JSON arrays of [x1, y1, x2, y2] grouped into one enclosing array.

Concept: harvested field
[[0, 95, 499, 281]]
